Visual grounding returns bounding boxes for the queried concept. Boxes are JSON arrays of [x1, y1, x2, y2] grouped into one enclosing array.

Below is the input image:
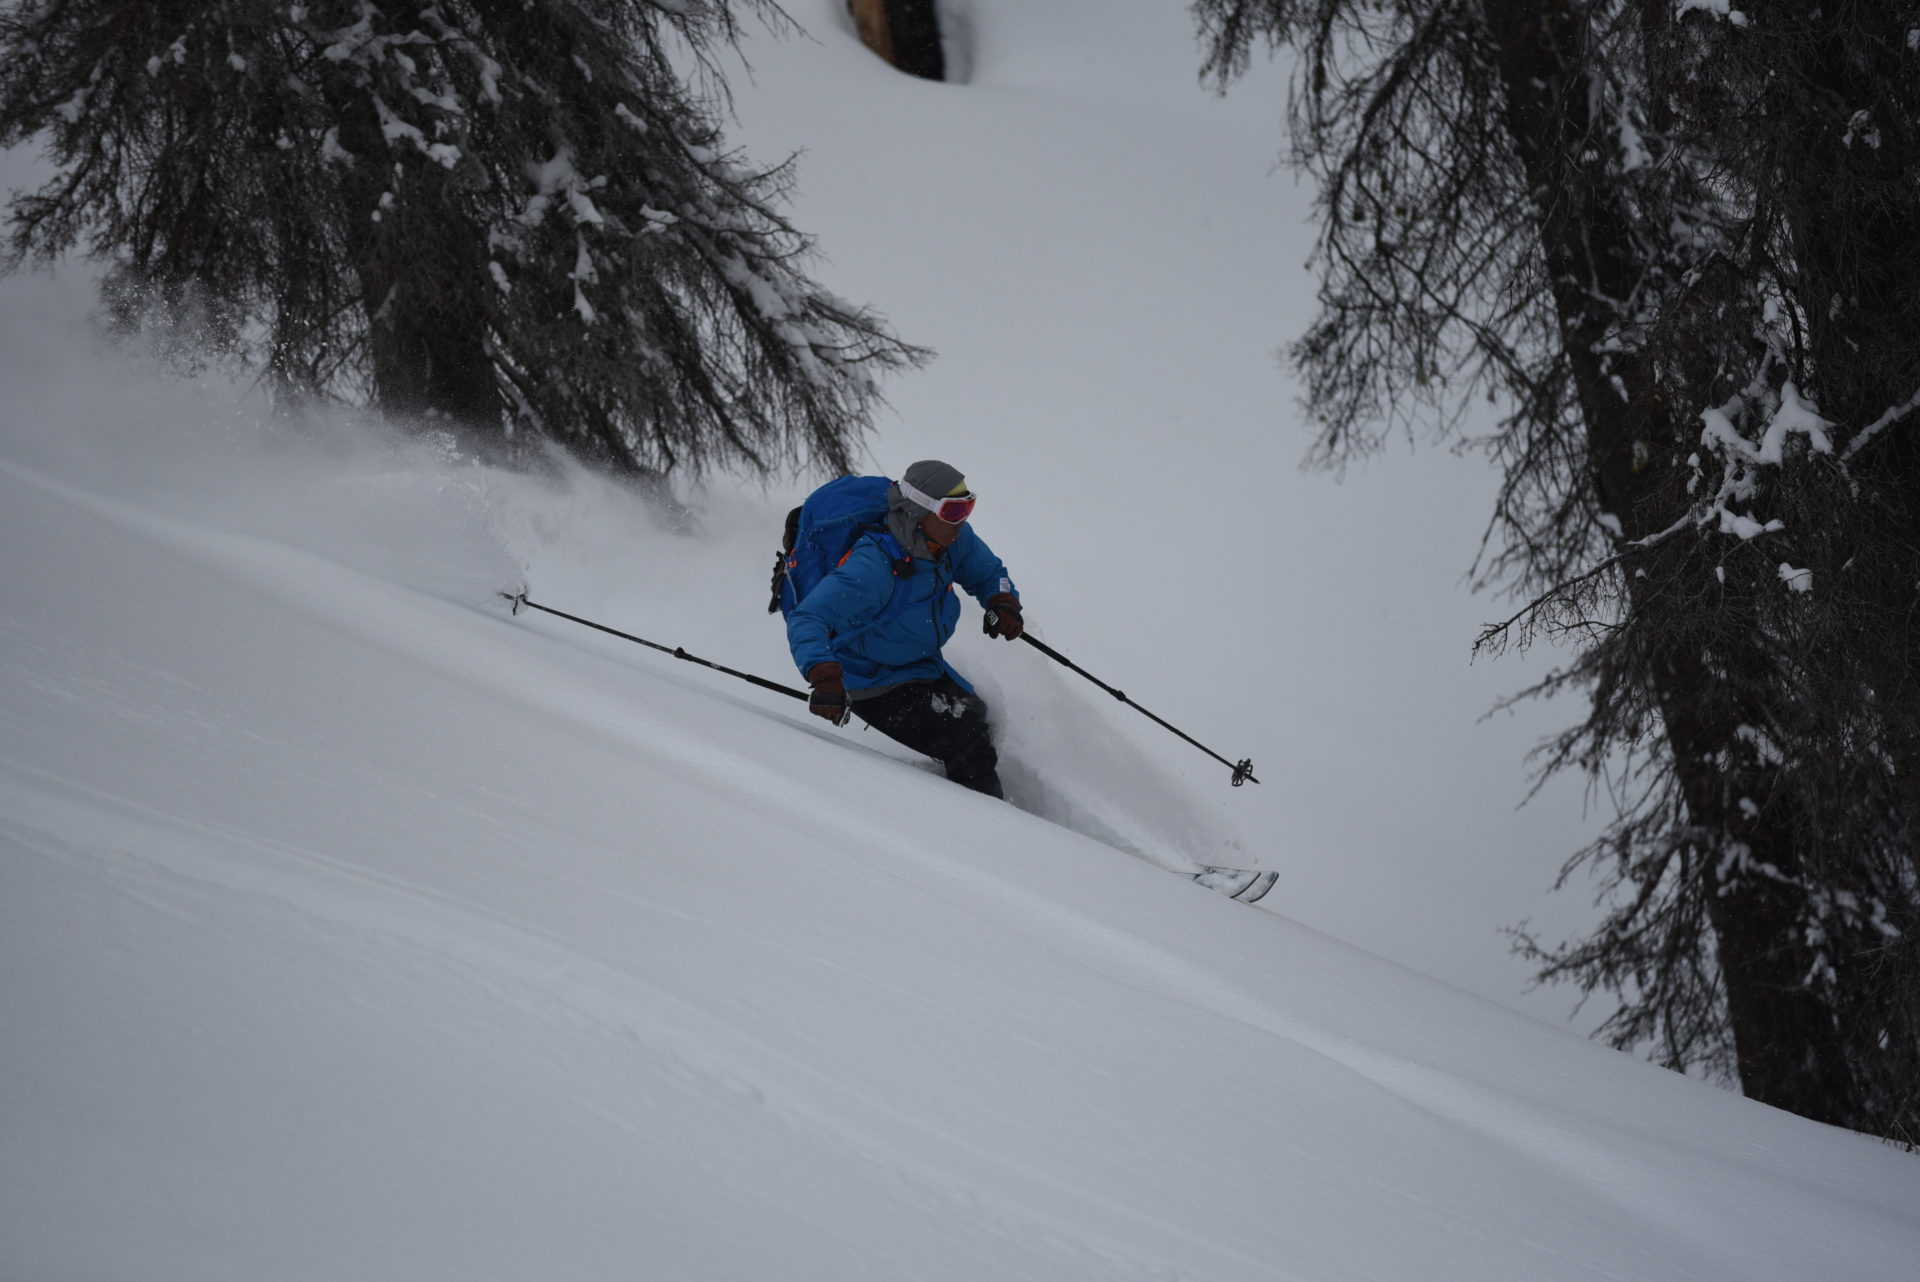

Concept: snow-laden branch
[[1840, 386, 1920, 463]]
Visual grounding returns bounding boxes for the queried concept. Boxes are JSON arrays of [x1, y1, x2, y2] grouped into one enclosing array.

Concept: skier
[[786, 459, 1023, 798]]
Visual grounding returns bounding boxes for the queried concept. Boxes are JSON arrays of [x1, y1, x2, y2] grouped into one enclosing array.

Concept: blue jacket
[[786, 525, 1018, 693]]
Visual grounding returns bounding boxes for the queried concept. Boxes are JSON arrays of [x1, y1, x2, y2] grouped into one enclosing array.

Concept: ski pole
[[499, 591, 808, 703], [990, 613, 1259, 787]]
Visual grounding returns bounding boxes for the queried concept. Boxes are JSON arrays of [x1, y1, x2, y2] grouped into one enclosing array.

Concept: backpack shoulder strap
[[826, 529, 922, 650]]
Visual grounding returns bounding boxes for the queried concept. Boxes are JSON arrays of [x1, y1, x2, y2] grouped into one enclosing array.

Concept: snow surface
[[5, 3, 1917, 1278]]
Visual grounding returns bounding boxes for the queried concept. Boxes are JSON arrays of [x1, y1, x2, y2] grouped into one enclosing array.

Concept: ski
[[1188, 865, 1278, 905]]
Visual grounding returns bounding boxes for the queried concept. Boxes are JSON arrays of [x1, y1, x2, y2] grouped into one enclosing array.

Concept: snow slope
[[4, 4, 1919, 1279], [4, 396, 1915, 1280]]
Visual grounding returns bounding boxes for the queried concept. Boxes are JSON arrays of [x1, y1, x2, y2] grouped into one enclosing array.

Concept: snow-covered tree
[[1198, 0, 1920, 1140], [0, 0, 925, 475]]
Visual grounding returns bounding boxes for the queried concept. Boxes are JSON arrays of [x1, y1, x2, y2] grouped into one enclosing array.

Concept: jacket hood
[[885, 485, 936, 561]]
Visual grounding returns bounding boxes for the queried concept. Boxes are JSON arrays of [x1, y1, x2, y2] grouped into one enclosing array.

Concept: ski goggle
[[930, 492, 977, 524], [897, 478, 977, 524]]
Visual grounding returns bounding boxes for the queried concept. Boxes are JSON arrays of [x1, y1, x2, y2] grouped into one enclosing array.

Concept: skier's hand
[[983, 593, 1023, 641], [807, 662, 852, 726]]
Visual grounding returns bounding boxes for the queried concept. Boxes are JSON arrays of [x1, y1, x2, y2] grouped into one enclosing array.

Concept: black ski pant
[[851, 676, 1004, 799]]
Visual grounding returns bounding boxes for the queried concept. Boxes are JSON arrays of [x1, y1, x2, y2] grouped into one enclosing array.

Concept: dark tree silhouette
[[1198, 0, 1920, 1139], [1, 0, 928, 476]]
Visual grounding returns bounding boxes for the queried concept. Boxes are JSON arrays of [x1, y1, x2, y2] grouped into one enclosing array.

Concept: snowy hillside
[[4, 3, 1918, 1279], [6, 416, 1917, 1279]]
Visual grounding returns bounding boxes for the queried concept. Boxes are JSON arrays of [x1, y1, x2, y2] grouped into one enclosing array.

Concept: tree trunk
[[1767, 8, 1920, 1132], [849, 0, 944, 81], [1776, 10, 1920, 862], [1481, 0, 1861, 1124], [330, 93, 499, 428]]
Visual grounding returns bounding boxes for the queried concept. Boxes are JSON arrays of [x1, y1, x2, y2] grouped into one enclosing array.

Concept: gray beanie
[[895, 459, 969, 514], [887, 459, 970, 559]]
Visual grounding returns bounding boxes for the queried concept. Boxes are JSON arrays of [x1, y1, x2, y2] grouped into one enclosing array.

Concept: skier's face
[[919, 512, 962, 550]]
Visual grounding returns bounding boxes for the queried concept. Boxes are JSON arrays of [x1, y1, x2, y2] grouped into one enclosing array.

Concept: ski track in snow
[[4, 740, 1286, 1281], [6, 419, 1919, 1281], [0, 754, 1757, 1282], [0, 460, 1265, 1276]]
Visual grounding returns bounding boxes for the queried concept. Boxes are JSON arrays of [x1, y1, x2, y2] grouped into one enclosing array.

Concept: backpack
[[767, 475, 904, 618]]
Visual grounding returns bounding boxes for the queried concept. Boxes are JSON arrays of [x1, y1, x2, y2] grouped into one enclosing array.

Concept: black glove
[[983, 593, 1024, 641], [806, 662, 852, 726]]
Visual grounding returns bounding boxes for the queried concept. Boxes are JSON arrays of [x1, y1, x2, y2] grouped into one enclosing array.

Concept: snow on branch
[[1840, 386, 1920, 462]]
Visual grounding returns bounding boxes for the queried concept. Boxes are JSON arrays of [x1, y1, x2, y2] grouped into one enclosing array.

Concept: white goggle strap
[[896, 476, 966, 515]]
